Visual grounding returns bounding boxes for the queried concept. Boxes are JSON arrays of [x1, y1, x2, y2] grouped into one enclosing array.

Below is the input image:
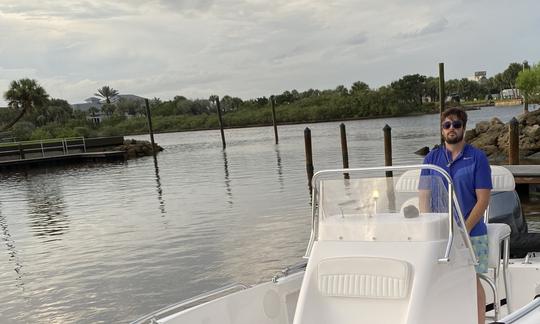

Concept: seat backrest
[[490, 166, 515, 192], [485, 166, 516, 224], [394, 169, 421, 193], [395, 166, 515, 193]]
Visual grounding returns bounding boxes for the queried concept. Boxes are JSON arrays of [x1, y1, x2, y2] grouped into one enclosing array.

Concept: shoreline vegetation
[[1, 62, 539, 142]]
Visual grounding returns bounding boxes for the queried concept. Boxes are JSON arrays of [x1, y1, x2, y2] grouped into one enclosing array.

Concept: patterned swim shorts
[[470, 234, 489, 274]]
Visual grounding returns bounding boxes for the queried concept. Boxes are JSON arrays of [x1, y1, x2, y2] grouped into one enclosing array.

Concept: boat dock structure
[[503, 165, 540, 184], [503, 165, 540, 195], [0, 136, 126, 170]]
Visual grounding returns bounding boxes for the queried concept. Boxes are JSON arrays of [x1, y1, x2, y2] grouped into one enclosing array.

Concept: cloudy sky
[[0, 0, 539, 105]]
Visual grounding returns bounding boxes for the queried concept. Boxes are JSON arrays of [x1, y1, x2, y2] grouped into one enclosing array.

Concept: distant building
[[500, 89, 521, 99], [468, 71, 487, 83], [111, 94, 146, 105], [71, 94, 146, 112], [71, 94, 147, 124], [71, 97, 103, 112]]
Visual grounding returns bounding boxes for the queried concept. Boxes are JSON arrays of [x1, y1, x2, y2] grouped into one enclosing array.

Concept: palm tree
[[2, 78, 49, 131], [95, 86, 119, 104]]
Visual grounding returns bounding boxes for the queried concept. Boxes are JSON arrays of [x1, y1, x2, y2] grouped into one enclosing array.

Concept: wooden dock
[[0, 151, 126, 170], [502, 165, 540, 184], [0, 136, 126, 170], [501, 165, 540, 196]]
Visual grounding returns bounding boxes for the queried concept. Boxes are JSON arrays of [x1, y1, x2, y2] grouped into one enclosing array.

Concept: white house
[[500, 89, 521, 99], [71, 97, 102, 112], [71, 94, 147, 124], [71, 94, 146, 113]]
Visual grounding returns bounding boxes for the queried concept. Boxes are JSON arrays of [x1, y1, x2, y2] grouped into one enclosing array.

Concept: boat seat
[[293, 247, 419, 324], [394, 169, 421, 193], [487, 223, 511, 269], [480, 166, 514, 320], [318, 257, 411, 299], [395, 166, 514, 319]]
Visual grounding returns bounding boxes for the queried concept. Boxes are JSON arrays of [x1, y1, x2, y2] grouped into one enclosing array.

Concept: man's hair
[[441, 107, 468, 128]]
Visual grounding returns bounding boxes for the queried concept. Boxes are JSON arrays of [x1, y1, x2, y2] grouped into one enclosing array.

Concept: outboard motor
[[488, 189, 540, 257]]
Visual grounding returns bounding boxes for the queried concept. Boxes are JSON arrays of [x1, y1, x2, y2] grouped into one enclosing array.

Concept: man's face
[[441, 116, 465, 144]]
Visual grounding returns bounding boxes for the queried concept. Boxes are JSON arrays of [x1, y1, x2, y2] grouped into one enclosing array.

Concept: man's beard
[[444, 131, 464, 144]]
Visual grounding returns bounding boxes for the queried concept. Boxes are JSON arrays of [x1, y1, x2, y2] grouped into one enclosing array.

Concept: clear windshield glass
[[316, 170, 451, 242]]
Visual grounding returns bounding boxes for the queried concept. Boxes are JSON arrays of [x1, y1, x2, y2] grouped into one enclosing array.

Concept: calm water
[[1, 105, 539, 323]]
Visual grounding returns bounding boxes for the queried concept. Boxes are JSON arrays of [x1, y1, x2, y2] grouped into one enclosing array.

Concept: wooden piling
[[304, 127, 314, 192], [144, 99, 157, 156], [214, 96, 226, 149], [509, 117, 520, 165], [383, 124, 396, 211], [438, 63, 445, 146], [18, 143, 24, 159], [340, 123, 349, 179], [383, 124, 393, 177], [271, 96, 279, 144]]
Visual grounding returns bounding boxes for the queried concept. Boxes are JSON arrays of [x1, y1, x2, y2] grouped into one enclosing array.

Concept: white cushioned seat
[[487, 223, 511, 268], [318, 257, 411, 299], [480, 166, 515, 319]]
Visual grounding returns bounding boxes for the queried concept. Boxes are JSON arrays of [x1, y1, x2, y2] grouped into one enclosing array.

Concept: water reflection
[[26, 179, 69, 241], [153, 156, 166, 215], [0, 203, 25, 289], [275, 145, 284, 189], [222, 150, 233, 206]]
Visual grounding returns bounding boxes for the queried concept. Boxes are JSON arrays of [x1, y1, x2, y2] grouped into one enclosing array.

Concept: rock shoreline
[[115, 139, 164, 159], [416, 109, 540, 164], [466, 109, 540, 164]]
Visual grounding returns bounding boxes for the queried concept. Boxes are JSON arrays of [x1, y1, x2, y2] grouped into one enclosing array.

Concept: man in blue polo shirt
[[419, 107, 492, 324]]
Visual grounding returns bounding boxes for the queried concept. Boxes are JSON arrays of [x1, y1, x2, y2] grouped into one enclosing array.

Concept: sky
[[0, 0, 539, 105]]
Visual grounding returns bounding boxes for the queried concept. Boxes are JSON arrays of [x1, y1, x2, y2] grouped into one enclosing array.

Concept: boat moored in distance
[[132, 164, 540, 324]]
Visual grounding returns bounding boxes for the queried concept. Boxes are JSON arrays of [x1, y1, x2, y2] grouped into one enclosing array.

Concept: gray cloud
[[158, 0, 215, 12], [0, 0, 539, 106], [0, 1, 140, 19], [398, 18, 449, 38], [345, 33, 368, 46]]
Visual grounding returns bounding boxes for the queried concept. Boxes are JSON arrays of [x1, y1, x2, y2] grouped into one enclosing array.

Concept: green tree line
[[1, 62, 539, 141]]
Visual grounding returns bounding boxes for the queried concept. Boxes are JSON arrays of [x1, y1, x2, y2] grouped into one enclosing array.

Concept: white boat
[[132, 164, 540, 324]]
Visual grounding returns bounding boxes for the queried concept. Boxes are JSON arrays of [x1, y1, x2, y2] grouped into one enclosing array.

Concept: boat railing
[[130, 283, 249, 324], [496, 295, 540, 323], [272, 260, 308, 283], [305, 164, 478, 266]]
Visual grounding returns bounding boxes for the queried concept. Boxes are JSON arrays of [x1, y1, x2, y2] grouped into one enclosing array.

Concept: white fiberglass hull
[[133, 255, 540, 324], [132, 165, 540, 324]]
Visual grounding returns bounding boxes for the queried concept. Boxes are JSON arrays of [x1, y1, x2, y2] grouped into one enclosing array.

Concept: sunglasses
[[442, 120, 463, 130]]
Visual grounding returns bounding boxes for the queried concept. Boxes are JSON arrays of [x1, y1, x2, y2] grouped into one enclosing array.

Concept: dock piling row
[[340, 123, 349, 179], [509, 117, 520, 165], [304, 127, 314, 193]]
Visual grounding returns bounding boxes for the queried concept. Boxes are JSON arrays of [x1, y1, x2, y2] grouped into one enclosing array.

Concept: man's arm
[[465, 188, 491, 233]]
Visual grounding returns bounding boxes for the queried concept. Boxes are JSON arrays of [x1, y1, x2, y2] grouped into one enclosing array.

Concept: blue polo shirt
[[420, 144, 492, 237]]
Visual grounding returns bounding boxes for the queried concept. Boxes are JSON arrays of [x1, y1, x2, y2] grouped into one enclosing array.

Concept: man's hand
[[465, 189, 491, 233]]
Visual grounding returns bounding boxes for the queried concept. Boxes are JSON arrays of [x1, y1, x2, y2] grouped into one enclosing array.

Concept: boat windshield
[[316, 170, 451, 242]]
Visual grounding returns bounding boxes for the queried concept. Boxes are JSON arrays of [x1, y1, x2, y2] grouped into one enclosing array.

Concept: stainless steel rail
[[304, 164, 478, 266], [272, 260, 308, 283], [496, 295, 540, 323], [130, 283, 249, 324]]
